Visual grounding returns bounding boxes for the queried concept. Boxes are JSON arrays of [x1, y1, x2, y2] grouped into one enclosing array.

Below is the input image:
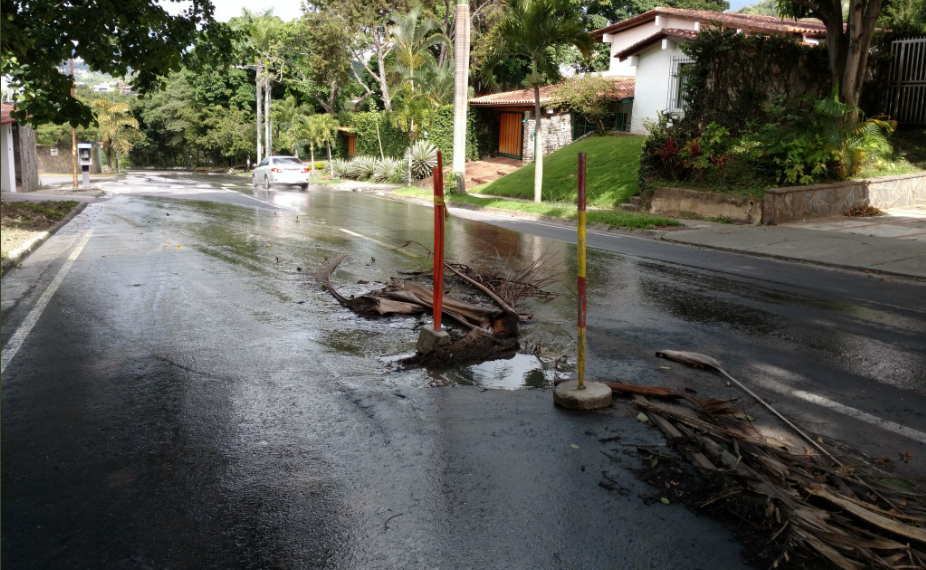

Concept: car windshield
[[273, 158, 303, 165]]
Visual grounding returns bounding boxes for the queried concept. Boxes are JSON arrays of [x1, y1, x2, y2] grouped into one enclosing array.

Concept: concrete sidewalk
[[657, 207, 926, 279], [1, 189, 105, 203]]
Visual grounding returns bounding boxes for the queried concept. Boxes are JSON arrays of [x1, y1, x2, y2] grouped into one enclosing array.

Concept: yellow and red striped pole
[[433, 151, 445, 330], [577, 152, 587, 390]]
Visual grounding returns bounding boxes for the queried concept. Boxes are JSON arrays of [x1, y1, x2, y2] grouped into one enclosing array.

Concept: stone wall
[[762, 172, 926, 224], [36, 144, 102, 175], [649, 187, 764, 224], [521, 111, 573, 161], [648, 172, 926, 226]]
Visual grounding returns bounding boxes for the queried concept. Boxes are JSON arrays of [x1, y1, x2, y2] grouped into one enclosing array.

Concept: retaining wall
[[648, 171, 926, 225], [762, 172, 926, 224]]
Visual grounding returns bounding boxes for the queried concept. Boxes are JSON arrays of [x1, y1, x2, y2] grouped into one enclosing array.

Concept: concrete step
[[629, 196, 642, 206], [619, 203, 641, 212]]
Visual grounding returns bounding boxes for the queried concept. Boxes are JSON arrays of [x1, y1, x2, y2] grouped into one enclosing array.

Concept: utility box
[[78, 143, 92, 186]]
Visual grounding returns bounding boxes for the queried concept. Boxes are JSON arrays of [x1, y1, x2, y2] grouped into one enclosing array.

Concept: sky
[[174, 0, 758, 22], [163, 0, 305, 22]]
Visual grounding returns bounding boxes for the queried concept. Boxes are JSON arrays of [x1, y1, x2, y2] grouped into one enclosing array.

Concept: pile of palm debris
[[575, 351, 926, 570], [322, 254, 558, 365], [845, 205, 885, 217]]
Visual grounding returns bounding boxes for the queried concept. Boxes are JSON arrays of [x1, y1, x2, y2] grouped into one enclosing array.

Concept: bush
[[405, 140, 438, 180], [330, 159, 348, 178], [334, 106, 494, 164], [347, 156, 378, 180], [372, 157, 407, 183]]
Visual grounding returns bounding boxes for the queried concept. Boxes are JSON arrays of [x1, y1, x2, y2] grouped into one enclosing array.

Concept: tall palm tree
[[388, 7, 450, 184], [234, 9, 280, 162], [388, 7, 449, 93], [91, 99, 143, 171], [452, 0, 472, 193], [486, 0, 592, 202], [310, 114, 340, 177]]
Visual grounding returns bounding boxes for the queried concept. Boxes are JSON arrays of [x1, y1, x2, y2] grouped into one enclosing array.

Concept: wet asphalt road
[[2, 171, 925, 569]]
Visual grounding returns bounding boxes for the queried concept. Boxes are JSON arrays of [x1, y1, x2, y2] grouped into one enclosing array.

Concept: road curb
[[658, 234, 926, 283], [385, 191, 925, 282], [386, 192, 673, 239], [1, 202, 89, 278]]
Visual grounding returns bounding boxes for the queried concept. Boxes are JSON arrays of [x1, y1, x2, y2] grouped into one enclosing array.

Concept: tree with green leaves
[[91, 99, 143, 171], [484, 0, 593, 202], [0, 0, 235, 127], [777, 0, 889, 111]]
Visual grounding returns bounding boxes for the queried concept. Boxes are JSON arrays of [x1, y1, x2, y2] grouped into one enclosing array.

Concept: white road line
[[1, 230, 94, 375], [791, 390, 926, 445], [219, 188, 300, 212], [338, 228, 422, 258]]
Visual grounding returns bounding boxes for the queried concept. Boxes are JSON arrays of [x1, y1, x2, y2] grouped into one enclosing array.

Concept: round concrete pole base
[[553, 381, 612, 410]]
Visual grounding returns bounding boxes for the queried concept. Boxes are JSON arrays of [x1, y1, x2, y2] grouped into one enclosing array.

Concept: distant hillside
[[737, 0, 777, 16]]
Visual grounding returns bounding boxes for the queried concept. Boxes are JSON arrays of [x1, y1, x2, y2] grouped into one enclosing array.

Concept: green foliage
[[1, 0, 236, 127], [347, 155, 379, 180], [480, 0, 594, 91], [737, 0, 778, 15], [550, 75, 623, 133], [372, 157, 407, 183], [640, 95, 901, 193], [91, 99, 143, 168], [335, 107, 488, 164], [405, 140, 439, 179], [879, 0, 926, 33], [330, 158, 350, 178], [481, 135, 643, 207], [680, 28, 831, 130]]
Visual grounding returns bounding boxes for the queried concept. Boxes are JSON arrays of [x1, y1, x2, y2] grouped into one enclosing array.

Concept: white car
[[252, 156, 312, 190]]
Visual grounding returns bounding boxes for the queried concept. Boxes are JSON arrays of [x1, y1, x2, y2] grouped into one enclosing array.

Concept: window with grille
[[666, 56, 694, 113]]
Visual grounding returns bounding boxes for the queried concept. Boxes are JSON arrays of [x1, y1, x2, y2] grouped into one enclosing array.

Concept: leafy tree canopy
[[1, 0, 237, 127]]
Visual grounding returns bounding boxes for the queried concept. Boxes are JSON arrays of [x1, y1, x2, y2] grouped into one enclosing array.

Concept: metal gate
[[886, 36, 926, 125]]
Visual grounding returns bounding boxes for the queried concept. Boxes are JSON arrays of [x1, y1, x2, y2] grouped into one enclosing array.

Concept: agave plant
[[347, 155, 378, 180], [387, 160, 408, 184], [405, 140, 438, 181], [372, 157, 404, 183], [330, 158, 349, 179]]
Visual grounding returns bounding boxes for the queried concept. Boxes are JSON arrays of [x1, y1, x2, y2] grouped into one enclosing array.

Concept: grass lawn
[[477, 134, 643, 208], [1, 201, 79, 260], [392, 187, 680, 230]]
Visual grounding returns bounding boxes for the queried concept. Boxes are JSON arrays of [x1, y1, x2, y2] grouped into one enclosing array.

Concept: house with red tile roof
[[591, 7, 828, 133], [469, 76, 636, 162]]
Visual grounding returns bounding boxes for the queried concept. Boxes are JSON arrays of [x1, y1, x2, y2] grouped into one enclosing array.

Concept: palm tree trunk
[[310, 145, 315, 177], [326, 141, 333, 177], [533, 82, 543, 203], [256, 70, 263, 162], [451, 0, 471, 194], [407, 135, 414, 186]]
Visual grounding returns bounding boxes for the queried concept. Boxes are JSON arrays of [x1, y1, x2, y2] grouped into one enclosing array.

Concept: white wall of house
[[601, 16, 698, 77], [1, 123, 15, 192], [629, 40, 688, 133]]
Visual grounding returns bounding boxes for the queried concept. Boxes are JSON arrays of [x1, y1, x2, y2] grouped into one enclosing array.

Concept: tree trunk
[[114, 151, 119, 172], [256, 68, 263, 162], [407, 133, 414, 185], [327, 141, 334, 177], [310, 145, 315, 177], [533, 83, 543, 203], [265, 79, 272, 155], [842, 0, 882, 111], [376, 35, 393, 112], [451, 0, 471, 194]]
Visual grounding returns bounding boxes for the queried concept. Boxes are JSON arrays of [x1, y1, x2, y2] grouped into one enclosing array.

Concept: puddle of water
[[439, 352, 552, 389]]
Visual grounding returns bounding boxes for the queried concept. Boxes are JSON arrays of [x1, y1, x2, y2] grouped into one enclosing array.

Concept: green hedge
[[334, 106, 494, 165]]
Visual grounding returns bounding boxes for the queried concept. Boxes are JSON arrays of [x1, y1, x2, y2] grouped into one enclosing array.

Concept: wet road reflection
[[3, 171, 924, 569]]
